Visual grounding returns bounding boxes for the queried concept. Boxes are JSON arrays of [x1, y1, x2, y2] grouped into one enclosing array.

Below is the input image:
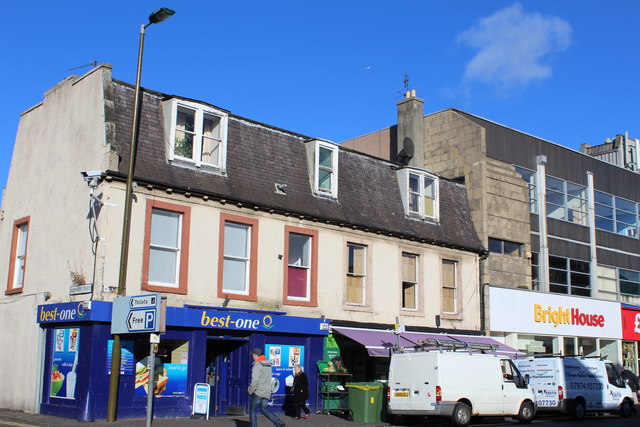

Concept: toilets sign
[[111, 294, 165, 334]]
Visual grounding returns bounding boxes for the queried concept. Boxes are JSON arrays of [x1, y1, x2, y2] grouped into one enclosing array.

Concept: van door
[[500, 359, 524, 415], [604, 362, 627, 410]]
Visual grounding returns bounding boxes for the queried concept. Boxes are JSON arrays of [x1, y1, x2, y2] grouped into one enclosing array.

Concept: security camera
[[81, 170, 103, 188]]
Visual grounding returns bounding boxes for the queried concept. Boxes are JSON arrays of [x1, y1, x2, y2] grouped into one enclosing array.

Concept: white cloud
[[458, 2, 571, 90]]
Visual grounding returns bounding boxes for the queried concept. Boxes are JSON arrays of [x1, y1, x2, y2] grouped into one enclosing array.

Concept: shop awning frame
[[332, 326, 523, 357]]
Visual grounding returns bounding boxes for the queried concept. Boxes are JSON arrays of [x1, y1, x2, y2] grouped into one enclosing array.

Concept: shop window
[[441, 260, 458, 314], [142, 200, 190, 294], [401, 252, 418, 310], [578, 337, 598, 357], [283, 226, 318, 306], [600, 339, 620, 367], [346, 243, 366, 305], [563, 337, 576, 356], [134, 338, 190, 397], [518, 335, 556, 355], [6, 216, 30, 294], [218, 214, 258, 301], [622, 342, 638, 373]]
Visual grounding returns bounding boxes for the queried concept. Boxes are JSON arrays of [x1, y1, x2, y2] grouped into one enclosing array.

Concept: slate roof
[[108, 80, 485, 254]]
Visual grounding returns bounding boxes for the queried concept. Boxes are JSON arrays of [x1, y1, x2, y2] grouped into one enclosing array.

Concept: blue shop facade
[[37, 301, 329, 421]]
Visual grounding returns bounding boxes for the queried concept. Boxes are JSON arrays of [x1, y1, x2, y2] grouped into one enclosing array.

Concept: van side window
[[605, 363, 624, 388], [500, 360, 514, 381]]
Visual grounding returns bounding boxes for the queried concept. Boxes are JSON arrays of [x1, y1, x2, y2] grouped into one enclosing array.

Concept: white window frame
[[13, 223, 29, 290], [397, 168, 439, 221], [163, 98, 228, 170], [401, 252, 419, 310], [313, 141, 339, 198], [148, 208, 182, 288], [222, 222, 251, 296]]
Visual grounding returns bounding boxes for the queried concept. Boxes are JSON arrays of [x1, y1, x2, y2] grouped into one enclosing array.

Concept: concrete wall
[[0, 66, 114, 411]]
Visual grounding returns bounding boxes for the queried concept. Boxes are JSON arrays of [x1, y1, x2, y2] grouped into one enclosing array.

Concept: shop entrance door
[[206, 338, 249, 416]]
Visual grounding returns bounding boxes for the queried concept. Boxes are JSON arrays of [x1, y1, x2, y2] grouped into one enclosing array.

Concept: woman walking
[[292, 364, 310, 420]]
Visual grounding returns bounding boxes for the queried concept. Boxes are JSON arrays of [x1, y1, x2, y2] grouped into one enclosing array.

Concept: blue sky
[[1, 1, 639, 207]]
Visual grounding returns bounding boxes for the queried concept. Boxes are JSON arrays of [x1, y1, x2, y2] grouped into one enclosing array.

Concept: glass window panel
[[566, 183, 586, 198], [571, 273, 590, 287], [621, 281, 640, 296], [224, 223, 249, 258], [616, 197, 636, 213], [203, 114, 221, 139], [570, 259, 590, 273], [318, 146, 333, 169], [409, 193, 420, 213], [151, 210, 180, 248], [550, 283, 568, 294], [288, 267, 308, 298], [515, 166, 534, 183], [222, 258, 248, 292], [442, 288, 455, 313], [288, 234, 310, 267], [503, 241, 522, 257], [549, 269, 568, 284], [402, 254, 417, 282], [201, 137, 220, 165], [488, 238, 502, 253], [348, 244, 365, 275], [595, 191, 613, 206], [595, 217, 615, 232], [424, 197, 435, 217], [571, 287, 590, 297], [149, 247, 178, 285], [424, 178, 435, 198], [531, 252, 539, 265], [597, 265, 617, 279], [318, 169, 332, 191], [174, 130, 194, 159], [17, 225, 28, 256], [546, 176, 564, 192], [176, 107, 195, 131], [442, 260, 455, 286], [616, 223, 637, 237], [346, 276, 364, 305], [547, 204, 565, 220], [402, 282, 416, 309], [616, 211, 637, 226], [598, 276, 617, 293], [546, 191, 565, 206], [595, 204, 614, 219], [409, 174, 420, 193], [549, 256, 566, 269], [620, 270, 640, 282]]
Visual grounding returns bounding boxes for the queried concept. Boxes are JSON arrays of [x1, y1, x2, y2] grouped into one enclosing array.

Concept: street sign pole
[[145, 340, 156, 427]]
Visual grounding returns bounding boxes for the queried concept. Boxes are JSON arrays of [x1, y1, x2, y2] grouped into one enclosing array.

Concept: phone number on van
[[569, 382, 603, 390]]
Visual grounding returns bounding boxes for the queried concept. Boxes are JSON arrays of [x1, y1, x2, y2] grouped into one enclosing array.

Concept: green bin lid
[[345, 382, 383, 390]]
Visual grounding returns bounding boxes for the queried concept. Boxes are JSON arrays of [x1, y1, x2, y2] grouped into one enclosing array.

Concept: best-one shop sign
[[489, 287, 622, 339]]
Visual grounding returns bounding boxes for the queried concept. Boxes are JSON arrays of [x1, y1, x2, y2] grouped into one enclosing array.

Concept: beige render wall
[[97, 188, 481, 331], [0, 66, 113, 411]]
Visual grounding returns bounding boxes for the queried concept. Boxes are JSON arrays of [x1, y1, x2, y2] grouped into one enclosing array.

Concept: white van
[[514, 356, 634, 419], [387, 340, 536, 427]]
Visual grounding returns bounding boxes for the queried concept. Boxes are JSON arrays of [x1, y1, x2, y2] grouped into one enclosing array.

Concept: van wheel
[[517, 401, 534, 424], [619, 399, 633, 418], [451, 403, 471, 427], [571, 399, 585, 420]]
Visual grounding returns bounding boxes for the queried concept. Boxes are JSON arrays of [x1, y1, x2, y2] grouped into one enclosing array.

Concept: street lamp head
[[148, 7, 175, 25]]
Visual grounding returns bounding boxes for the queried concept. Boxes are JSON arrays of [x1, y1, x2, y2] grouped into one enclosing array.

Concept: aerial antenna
[[403, 74, 410, 92], [389, 73, 412, 99], [69, 61, 99, 71]]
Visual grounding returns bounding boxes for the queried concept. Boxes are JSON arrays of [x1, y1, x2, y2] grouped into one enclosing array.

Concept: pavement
[[0, 409, 389, 427]]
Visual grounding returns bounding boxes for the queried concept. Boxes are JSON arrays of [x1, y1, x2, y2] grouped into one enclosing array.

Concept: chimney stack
[[396, 90, 424, 168]]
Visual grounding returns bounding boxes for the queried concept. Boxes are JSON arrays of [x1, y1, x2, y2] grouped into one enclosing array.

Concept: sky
[[1, 1, 639, 207]]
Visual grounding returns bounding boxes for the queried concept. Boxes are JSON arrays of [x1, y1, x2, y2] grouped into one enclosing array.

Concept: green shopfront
[[37, 301, 329, 421]]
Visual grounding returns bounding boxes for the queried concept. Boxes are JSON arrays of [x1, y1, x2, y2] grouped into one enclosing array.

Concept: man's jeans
[[250, 393, 284, 427]]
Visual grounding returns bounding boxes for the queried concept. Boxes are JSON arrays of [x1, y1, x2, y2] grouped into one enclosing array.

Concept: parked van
[[387, 340, 536, 427], [514, 356, 634, 419]]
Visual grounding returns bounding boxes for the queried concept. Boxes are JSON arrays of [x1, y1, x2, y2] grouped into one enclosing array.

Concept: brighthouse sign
[[489, 287, 622, 339]]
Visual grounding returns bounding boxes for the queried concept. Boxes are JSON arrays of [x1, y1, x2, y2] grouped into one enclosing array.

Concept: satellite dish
[[398, 137, 415, 165]]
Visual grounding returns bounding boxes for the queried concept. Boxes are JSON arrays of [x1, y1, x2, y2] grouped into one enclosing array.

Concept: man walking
[[248, 348, 285, 427]]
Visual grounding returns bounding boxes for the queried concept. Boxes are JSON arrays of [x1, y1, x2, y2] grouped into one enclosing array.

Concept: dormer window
[[306, 140, 339, 198], [397, 168, 439, 220], [163, 99, 228, 170]]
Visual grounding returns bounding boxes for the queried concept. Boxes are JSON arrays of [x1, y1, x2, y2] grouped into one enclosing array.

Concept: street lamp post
[[106, 8, 175, 423]]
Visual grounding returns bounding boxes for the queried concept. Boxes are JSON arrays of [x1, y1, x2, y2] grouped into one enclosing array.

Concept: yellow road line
[[0, 420, 37, 427]]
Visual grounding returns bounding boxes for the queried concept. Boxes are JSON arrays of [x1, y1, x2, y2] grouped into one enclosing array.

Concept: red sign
[[621, 306, 640, 340]]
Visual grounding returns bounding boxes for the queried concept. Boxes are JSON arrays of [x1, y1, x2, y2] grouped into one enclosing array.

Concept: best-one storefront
[[489, 286, 636, 372], [37, 301, 329, 421]]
